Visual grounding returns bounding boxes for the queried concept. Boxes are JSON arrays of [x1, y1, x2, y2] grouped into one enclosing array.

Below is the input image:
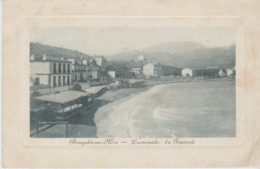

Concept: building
[[108, 71, 116, 78], [130, 68, 142, 75], [218, 68, 227, 77], [89, 66, 98, 80], [143, 62, 162, 77], [30, 54, 72, 88], [69, 57, 99, 82], [73, 62, 88, 82], [94, 55, 106, 66], [82, 59, 88, 65], [182, 68, 193, 77], [226, 69, 234, 76], [137, 55, 144, 61]]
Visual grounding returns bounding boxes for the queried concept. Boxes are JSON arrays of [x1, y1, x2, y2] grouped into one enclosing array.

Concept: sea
[[94, 80, 236, 138]]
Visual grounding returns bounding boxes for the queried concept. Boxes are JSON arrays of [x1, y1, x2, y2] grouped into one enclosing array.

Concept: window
[[63, 64, 66, 73], [58, 76, 61, 86], [67, 75, 70, 85], [63, 76, 66, 85], [53, 63, 57, 74], [58, 63, 61, 73], [80, 73, 83, 81], [68, 64, 70, 73], [34, 77, 40, 86], [53, 76, 56, 87]]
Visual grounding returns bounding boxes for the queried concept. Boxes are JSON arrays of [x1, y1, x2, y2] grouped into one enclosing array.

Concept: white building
[[30, 54, 72, 88], [137, 55, 144, 61], [218, 68, 227, 77], [94, 56, 106, 66], [69, 57, 99, 82], [108, 71, 116, 78], [82, 59, 88, 65], [182, 68, 193, 77], [143, 62, 162, 77], [226, 69, 234, 76]]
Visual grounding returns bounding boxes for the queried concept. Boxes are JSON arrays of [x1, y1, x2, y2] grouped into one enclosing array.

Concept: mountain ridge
[[30, 42, 91, 59], [109, 41, 235, 69]]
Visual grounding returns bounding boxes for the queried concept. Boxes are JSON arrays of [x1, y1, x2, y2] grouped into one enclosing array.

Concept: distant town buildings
[[143, 62, 162, 77], [218, 68, 227, 77], [108, 71, 116, 78], [94, 55, 106, 66], [182, 68, 193, 77], [130, 68, 142, 75], [137, 55, 144, 61], [226, 69, 233, 76], [30, 54, 72, 88]]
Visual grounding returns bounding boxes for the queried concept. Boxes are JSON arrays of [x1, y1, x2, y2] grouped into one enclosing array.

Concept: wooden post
[[66, 123, 68, 138]]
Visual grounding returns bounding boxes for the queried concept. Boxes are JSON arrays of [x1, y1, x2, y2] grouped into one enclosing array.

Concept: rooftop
[[30, 54, 72, 63], [34, 90, 92, 104], [83, 85, 107, 94]]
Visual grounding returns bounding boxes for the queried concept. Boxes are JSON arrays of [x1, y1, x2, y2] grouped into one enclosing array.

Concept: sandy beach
[[94, 80, 235, 138], [33, 78, 235, 138]]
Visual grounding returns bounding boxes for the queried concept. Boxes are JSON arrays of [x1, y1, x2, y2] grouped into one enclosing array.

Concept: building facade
[[69, 58, 99, 83], [131, 68, 141, 75], [30, 54, 72, 88], [143, 63, 162, 77], [182, 68, 193, 77], [226, 69, 234, 76], [137, 55, 144, 61], [94, 56, 106, 66], [108, 71, 116, 78], [218, 68, 227, 77]]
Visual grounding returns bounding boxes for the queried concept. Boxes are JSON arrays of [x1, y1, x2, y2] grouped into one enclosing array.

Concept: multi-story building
[[68, 57, 99, 83], [30, 54, 72, 88], [143, 62, 162, 77]]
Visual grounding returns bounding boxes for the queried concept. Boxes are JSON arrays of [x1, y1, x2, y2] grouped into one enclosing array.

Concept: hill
[[30, 42, 91, 59], [109, 41, 235, 69]]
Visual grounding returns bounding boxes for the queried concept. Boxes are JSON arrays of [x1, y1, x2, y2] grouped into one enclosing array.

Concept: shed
[[34, 90, 92, 120]]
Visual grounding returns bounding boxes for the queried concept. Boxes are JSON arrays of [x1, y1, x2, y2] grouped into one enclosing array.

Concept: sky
[[31, 27, 235, 57]]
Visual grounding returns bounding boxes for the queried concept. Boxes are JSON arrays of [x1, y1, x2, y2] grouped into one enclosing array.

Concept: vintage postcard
[[29, 27, 236, 139], [2, 0, 260, 168]]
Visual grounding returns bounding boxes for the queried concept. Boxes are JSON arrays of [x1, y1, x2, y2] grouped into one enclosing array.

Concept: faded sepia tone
[[29, 27, 236, 138], [2, 0, 260, 168]]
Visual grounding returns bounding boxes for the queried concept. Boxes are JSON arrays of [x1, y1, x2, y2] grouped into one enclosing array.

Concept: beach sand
[[34, 85, 151, 138], [94, 80, 236, 138]]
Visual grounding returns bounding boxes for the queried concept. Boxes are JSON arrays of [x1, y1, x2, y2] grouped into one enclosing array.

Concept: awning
[[34, 90, 92, 104]]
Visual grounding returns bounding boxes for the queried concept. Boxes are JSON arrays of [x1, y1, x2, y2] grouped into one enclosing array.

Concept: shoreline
[[94, 79, 236, 138], [32, 78, 235, 138]]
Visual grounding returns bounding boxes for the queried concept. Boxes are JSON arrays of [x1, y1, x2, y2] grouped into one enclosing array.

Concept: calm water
[[94, 80, 236, 138]]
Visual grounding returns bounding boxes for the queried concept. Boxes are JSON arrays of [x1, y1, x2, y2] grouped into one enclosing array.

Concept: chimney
[[42, 54, 46, 60], [30, 54, 35, 60]]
